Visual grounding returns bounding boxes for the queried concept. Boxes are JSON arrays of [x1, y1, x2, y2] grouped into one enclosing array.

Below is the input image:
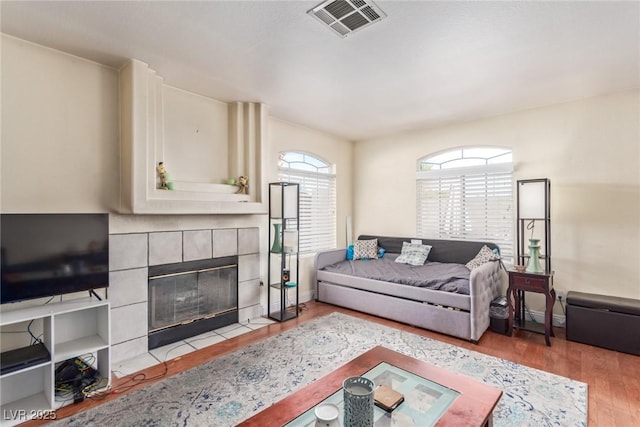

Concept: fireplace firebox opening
[[147, 256, 238, 350]]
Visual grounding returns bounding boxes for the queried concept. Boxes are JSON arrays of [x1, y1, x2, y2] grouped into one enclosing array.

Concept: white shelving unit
[[0, 298, 110, 426]]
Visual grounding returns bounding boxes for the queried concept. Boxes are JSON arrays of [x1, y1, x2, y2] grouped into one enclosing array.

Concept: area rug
[[54, 313, 587, 426]]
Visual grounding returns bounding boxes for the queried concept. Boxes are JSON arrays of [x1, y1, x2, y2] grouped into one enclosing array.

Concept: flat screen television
[[1, 213, 109, 304]]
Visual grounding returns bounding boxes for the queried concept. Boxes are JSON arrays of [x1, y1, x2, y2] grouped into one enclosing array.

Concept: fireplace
[[147, 256, 238, 350]]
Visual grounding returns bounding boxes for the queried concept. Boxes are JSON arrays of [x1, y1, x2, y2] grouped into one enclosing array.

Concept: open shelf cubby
[[0, 298, 110, 426]]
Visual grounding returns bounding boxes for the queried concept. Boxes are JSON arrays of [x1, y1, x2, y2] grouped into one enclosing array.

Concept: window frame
[[278, 151, 337, 255], [416, 147, 514, 262]]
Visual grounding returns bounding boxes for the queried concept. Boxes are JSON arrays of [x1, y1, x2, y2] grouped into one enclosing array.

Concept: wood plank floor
[[27, 301, 640, 426]]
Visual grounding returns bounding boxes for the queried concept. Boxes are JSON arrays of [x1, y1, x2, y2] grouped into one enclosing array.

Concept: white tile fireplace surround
[[108, 227, 260, 365]]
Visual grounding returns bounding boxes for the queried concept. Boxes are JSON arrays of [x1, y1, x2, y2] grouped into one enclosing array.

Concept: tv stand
[[0, 343, 50, 376], [0, 298, 110, 426]]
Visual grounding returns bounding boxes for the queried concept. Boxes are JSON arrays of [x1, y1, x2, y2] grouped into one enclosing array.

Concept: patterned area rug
[[55, 313, 587, 426]]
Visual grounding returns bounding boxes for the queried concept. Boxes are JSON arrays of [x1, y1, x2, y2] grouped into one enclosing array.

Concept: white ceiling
[[2, 1, 639, 141]]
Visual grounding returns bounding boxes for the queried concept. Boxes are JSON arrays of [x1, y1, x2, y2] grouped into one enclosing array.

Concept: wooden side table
[[507, 270, 555, 346]]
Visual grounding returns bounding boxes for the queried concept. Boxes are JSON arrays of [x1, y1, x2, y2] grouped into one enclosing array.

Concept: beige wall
[[1, 34, 353, 309], [163, 85, 229, 184], [354, 90, 640, 308], [1, 35, 120, 212]]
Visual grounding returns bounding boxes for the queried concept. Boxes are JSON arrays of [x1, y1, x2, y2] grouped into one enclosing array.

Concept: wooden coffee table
[[238, 346, 502, 426]]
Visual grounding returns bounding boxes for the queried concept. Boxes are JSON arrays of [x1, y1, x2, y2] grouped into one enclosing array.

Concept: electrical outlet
[[556, 289, 566, 302]]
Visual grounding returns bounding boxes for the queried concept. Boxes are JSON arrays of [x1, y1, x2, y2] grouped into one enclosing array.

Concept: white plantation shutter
[[279, 155, 336, 254], [417, 163, 513, 262]]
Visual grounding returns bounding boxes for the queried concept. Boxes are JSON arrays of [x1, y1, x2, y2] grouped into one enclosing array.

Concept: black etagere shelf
[[267, 182, 300, 322]]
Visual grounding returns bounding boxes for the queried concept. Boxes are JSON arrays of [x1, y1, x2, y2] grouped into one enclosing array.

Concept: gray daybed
[[314, 235, 503, 342]]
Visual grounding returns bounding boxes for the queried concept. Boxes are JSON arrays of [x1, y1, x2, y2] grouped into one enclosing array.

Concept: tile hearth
[[112, 316, 275, 378]]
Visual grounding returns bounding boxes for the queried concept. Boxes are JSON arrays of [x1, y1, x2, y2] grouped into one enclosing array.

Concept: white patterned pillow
[[466, 245, 500, 270], [395, 241, 432, 266], [353, 239, 378, 260]]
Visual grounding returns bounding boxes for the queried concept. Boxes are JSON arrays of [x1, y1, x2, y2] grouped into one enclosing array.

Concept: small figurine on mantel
[[236, 175, 249, 194], [156, 162, 169, 189]]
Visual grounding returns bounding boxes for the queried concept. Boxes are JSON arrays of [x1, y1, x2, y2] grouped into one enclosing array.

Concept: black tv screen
[[1, 213, 109, 304]]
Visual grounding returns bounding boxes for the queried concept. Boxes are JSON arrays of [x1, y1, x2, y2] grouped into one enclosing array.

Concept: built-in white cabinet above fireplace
[[118, 59, 268, 214]]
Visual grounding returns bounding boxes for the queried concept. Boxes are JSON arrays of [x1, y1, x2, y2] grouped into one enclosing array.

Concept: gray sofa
[[314, 235, 503, 343]]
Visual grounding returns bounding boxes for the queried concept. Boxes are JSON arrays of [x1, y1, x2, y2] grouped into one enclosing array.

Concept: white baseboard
[[526, 308, 566, 328]]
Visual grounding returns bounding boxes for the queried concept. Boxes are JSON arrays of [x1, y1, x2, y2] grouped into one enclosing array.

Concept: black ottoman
[[566, 291, 640, 356]]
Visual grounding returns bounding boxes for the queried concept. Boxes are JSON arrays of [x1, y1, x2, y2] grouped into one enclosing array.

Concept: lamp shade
[[518, 180, 546, 219], [283, 229, 299, 254], [270, 183, 298, 219]]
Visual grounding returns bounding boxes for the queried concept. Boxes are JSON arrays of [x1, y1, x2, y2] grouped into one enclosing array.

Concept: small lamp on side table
[[517, 179, 550, 274]]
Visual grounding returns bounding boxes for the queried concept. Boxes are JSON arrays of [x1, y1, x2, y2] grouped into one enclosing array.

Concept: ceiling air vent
[[308, 0, 386, 38]]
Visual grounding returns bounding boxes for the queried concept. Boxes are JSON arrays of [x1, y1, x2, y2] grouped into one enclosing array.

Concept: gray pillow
[[395, 241, 432, 266]]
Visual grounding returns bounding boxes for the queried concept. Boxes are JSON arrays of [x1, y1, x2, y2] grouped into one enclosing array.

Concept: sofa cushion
[[395, 242, 432, 266], [466, 245, 500, 270], [353, 239, 378, 260]]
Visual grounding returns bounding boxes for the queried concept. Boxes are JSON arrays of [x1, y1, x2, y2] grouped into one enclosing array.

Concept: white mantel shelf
[[136, 190, 266, 215], [118, 59, 267, 215]]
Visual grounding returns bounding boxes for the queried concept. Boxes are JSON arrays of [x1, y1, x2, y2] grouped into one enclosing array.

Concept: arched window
[[416, 147, 513, 262], [278, 151, 336, 254]]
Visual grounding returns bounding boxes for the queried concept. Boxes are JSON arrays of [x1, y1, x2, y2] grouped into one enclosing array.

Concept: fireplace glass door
[[149, 264, 238, 333]]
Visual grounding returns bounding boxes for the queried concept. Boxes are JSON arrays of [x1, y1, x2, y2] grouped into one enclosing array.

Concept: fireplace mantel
[[118, 59, 268, 214]]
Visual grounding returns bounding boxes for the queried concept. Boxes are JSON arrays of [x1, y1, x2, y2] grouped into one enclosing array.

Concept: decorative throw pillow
[[466, 245, 500, 270], [346, 245, 355, 260], [353, 239, 378, 260], [394, 241, 432, 266]]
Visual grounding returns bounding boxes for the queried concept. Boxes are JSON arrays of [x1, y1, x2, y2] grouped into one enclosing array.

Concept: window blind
[[279, 169, 336, 254], [416, 163, 513, 262]]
